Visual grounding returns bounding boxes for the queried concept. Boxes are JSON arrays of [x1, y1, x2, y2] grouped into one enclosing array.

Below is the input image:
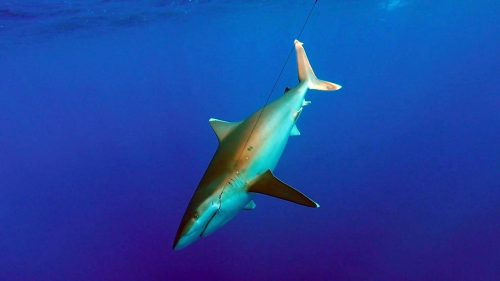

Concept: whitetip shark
[[173, 40, 341, 250]]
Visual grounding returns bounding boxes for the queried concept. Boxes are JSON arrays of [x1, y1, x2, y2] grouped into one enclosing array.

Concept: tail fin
[[294, 39, 342, 91]]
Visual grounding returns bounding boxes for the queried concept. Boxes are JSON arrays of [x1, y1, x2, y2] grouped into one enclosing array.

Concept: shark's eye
[[193, 211, 199, 219]]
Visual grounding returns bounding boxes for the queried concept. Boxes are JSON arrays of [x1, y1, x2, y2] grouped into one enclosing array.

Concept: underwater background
[[1, 0, 498, 280]]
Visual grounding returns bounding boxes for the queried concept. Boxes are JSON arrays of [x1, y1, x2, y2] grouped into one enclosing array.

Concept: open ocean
[[0, 0, 498, 280]]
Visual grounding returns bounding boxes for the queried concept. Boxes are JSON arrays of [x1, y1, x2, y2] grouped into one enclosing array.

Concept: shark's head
[[173, 176, 248, 250], [173, 195, 219, 251]]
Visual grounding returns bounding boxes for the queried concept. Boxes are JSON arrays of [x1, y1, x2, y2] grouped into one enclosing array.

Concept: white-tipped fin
[[294, 39, 342, 91]]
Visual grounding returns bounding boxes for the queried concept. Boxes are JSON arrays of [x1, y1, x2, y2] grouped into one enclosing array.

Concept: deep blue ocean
[[1, 0, 498, 280]]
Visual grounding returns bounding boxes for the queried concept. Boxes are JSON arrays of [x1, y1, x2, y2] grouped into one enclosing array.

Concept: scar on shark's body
[[173, 40, 342, 250]]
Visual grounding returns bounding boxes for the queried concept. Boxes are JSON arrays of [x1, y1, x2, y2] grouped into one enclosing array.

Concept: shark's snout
[[173, 225, 199, 250], [173, 200, 219, 251], [173, 214, 203, 251]]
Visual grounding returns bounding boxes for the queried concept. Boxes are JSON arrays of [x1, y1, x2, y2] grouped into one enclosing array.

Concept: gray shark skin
[[173, 40, 341, 250]]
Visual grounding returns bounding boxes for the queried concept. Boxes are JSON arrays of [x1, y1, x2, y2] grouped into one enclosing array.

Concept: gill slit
[[200, 185, 226, 238]]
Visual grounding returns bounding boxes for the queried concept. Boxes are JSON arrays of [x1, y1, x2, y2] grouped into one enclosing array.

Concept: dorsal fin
[[209, 118, 241, 142], [247, 170, 319, 208]]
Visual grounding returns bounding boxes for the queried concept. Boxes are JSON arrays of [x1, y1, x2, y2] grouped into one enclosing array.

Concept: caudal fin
[[294, 39, 342, 91]]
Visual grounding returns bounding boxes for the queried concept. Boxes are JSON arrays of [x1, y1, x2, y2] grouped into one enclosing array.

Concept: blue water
[[1, 1, 498, 280]]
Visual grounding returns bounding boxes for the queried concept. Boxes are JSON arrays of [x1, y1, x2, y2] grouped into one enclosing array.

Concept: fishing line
[[234, 0, 320, 168], [263, 0, 319, 106]]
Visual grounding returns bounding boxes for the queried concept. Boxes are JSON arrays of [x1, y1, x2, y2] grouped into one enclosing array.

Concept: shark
[[173, 40, 342, 250]]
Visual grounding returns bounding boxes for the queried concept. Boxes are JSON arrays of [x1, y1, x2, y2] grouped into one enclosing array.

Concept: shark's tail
[[294, 39, 342, 91]]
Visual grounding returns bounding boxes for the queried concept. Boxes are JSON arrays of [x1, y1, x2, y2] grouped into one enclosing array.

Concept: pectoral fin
[[247, 170, 319, 208]]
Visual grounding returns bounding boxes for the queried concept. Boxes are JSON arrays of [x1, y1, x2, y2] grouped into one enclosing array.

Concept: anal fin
[[247, 170, 319, 208], [291, 125, 301, 136], [244, 200, 256, 210]]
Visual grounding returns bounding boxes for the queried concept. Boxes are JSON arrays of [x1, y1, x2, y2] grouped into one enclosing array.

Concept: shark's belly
[[197, 92, 302, 197]]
